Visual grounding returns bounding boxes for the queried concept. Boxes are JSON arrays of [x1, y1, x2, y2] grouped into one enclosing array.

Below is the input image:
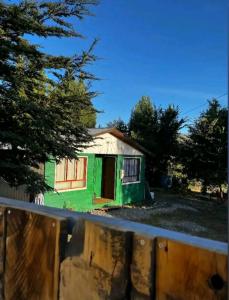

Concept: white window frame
[[122, 157, 141, 185], [54, 156, 88, 192]]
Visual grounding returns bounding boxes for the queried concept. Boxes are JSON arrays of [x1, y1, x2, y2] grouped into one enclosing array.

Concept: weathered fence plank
[[0, 197, 226, 300], [60, 220, 132, 300], [131, 234, 155, 299], [155, 237, 227, 300], [0, 180, 29, 202], [4, 208, 67, 300]]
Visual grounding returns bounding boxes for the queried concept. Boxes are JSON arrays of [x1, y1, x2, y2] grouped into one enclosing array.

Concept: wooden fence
[[0, 196, 227, 300], [0, 179, 29, 202]]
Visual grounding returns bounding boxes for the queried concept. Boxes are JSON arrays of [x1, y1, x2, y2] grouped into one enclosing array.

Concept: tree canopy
[[129, 96, 157, 149], [129, 96, 185, 185], [180, 99, 227, 191], [53, 79, 97, 128], [107, 118, 129, 134], [127, 96, 226, 190], [0, 0, 98, 194]]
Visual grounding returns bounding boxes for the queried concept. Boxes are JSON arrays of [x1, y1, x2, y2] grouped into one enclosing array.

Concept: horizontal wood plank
[[0, 196, 227, 257]]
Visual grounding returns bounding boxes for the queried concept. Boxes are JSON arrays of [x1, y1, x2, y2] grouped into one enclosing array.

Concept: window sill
[[54, 187, 87, 193], [122, 181, 141, 185]]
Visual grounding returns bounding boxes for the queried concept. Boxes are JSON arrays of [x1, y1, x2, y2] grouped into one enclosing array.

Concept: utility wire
[[181, 93, 227, 117]]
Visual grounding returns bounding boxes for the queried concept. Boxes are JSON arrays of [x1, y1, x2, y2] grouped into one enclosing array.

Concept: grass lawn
[[91, 190, 228, 242]]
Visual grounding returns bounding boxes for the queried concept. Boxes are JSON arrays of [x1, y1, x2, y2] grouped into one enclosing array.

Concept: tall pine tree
[[52, 79, 97, 128], [129, 96, 185, 185], [129, 96, 157, 149], [180, 99, 227, 194], [0, 0, 98, 194]]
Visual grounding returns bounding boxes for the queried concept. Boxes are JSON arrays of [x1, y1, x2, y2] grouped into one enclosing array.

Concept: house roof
[[88, 127, 151, 155], [88, 128, 112, 136]]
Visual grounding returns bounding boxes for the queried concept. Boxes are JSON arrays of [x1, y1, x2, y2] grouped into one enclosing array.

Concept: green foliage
[[107, 118, 129, 134], [180, 99, 227, 189], [53, 79, 97, 127], [129, 96, 185, 185], [0, 0, 98, 194], [129, 96, 157, 149], [156, 105, 185, 174]]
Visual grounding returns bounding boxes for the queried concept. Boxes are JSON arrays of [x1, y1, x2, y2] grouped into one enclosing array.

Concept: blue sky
[[27, 0, 227, 128]]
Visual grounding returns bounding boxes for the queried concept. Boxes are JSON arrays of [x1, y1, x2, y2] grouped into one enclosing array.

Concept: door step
[[94, 205, 122, 212]]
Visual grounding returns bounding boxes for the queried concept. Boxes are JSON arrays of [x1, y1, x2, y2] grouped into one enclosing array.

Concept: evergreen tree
[[129, 96, 185, 185], [129, 96, 157, 149], [180, 99, 227, 194], [156, 105, 185, 176], [0, 0, 98, 194], [53, 79, 97, 128], [107, 118, 129, 134]]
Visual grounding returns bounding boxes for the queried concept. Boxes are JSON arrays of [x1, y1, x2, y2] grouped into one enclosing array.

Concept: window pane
[[56, 159, 66, 182], [124, 159, 128, 174], [123, 158, 140, 183], [55, 157, 87, 190], [55, 181, 71, 190], [72, 181, 85, 188], [130, 159, 135, 175], [67, 159, 76, 180], [76, 158, 85, 180]]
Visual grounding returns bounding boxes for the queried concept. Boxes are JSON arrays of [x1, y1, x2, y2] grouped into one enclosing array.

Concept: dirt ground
[[90, 191, 228, 242]]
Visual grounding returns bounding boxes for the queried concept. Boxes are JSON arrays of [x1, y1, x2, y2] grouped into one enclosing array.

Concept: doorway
[[94, 156, 116, 203], [102, 156, 116, 200]]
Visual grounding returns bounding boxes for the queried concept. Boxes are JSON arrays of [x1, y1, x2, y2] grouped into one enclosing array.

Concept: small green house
[[44, 128, 146, 211]]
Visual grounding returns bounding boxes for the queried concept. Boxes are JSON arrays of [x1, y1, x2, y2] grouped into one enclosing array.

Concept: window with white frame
[[55, 157, 87, 190], [122, 158, 140, 183]]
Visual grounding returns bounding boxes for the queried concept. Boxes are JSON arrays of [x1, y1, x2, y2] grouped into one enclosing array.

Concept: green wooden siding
[[116, 155, 145, 205], [44, 153, 145, 212], [94, 156, 103, 198]]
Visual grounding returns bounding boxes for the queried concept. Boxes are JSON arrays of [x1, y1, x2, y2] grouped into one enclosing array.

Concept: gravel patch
[[143, 202, 199, 216], [172, 204, 199, 212], [90, 202, 199, 220], [178, 221, 207, 232], [90, 206, 155, 221], [89, 210, 113, 217], [89, 192, 227, 242], [154, 220, 207, 234]]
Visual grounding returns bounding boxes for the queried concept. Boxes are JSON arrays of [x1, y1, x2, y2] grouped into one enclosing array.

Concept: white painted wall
[[82, 133, 143, 156]]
